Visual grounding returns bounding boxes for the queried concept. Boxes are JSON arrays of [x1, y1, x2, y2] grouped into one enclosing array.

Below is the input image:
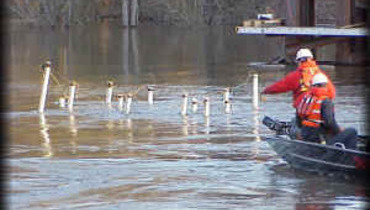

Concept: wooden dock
[[235, 26, 368, 37]]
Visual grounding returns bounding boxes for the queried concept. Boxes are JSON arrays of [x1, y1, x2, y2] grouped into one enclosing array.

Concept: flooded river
[[6, 24, 370, 209]]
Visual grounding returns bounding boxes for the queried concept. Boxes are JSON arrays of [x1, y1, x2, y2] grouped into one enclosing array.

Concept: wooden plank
[[340, 22, 365, 29], [235, 26, 368, 37], [242, 19, 284, 27]]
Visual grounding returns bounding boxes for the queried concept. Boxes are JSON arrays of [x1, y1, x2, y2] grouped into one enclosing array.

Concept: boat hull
[[264, 135, 370, 177]]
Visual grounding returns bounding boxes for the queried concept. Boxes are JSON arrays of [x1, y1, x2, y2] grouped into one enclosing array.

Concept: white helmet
[[296, 48, 313, 61], [312, 73, 328, 85]]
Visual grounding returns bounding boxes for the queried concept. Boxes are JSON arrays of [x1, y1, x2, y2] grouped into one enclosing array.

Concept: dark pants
[[301, 126, 357, 149], [301, 126, 322, 144], [326, 128, 358, 150]]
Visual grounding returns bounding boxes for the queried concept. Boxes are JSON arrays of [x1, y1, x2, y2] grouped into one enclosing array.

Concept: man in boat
[[261, 48, 336, 109], [297, 73, 357, 149], [261, 48, 336, 137]]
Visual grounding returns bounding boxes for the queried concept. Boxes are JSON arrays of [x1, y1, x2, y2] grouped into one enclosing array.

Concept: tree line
[[5, 0, 284, 26]]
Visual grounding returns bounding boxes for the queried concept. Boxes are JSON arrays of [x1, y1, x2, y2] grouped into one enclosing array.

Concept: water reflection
[[294, 177, 369, 210], [225, 114, 232, 134], [204, 116, 210, 136], [69, 113, 77, 154], [106, 118, 115, 154], [99, 22, 110, 64], [126, 118, 133, 143], [7, 24, 368, 210], [123, 28, 129, 79], [39, 114, 53, 157], [253, 110, 261, 142], [190, 118, 199, 136], [130, 29, 140, 75], [122, 28, 141, 81], [182, 116, 189, 136], [69, 113, 78, 137]]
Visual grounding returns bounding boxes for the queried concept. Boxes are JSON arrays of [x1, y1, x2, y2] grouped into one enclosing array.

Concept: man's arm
[[262, 71, 299, 94]]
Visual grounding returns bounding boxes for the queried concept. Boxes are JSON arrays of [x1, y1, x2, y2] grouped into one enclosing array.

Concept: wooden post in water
[[181, 94, 188, 116], [126, 94, 133, 114], [106, 81, 115, 106], [223, 88, 230, 103], [203, 97, 210, 117], [39, 61, 52, 113], [147, 86, 154, 105], [224, 100, 231, 114], [68, 81, 77, 112], [117, 94, 124, 111], [191, 98, 198, 113]]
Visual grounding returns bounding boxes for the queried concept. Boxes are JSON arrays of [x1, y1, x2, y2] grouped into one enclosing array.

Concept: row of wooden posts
[[38, 61, 260, 117]]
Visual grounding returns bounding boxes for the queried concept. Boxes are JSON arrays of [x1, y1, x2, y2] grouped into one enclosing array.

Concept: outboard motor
[[262, 116, 292, 135]]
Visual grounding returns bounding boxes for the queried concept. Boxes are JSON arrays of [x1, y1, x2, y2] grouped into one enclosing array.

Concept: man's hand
[[260, 91, 267, 102]]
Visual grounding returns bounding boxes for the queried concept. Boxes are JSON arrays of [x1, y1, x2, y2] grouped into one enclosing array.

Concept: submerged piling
[[205, 116, 210, 135], [223, 88, 230, 103], [147, 86, 154, 105], [38, 61, 52, 113], [126, 93, 133, 114], [203, 97, 210, 117], [68, 81, 77, 112], [181, 93, 188, 116], [117, 94, 124, 111], [224, 99, 232, 114], [191, 97, 198, 113], [106, 81, 115, 105]]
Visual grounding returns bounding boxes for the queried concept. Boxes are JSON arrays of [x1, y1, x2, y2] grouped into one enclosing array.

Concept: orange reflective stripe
[[302, 120, 320, 128], [297, 94, 314, 117]]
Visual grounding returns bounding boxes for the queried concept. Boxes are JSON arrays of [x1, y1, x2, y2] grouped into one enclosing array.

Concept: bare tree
[[130, 0, 138, 26], [122, 0, 129, 26]]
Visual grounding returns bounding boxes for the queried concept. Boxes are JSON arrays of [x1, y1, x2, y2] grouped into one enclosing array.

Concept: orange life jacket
[[297, 92, 328, 128], [298, 60, 321, 93]]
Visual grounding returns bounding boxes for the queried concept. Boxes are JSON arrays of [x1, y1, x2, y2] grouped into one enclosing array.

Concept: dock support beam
[[296, 0, 315, 57], [336, 0, 355, 64], [296, 0, 315, 27], [282, 0, 361, 65], [284, 0, 316, 62]]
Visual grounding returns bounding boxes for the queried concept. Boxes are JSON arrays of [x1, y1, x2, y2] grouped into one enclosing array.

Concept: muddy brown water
[[6, 24, 370, 209]]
